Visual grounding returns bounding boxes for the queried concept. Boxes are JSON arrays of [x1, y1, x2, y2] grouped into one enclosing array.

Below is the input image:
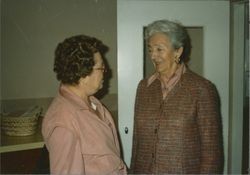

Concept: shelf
[[0, 117, 44, 153]]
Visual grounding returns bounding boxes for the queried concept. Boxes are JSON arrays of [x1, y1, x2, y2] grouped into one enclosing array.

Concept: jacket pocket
[[82, 154, 124, 175]]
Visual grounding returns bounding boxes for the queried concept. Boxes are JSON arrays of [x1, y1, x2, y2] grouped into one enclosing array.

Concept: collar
[[58, 84, 101, 110], [147, 63, 186, 87]]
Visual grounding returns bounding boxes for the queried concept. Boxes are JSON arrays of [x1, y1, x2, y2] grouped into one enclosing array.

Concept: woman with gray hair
[[130, 19, 223, 174]]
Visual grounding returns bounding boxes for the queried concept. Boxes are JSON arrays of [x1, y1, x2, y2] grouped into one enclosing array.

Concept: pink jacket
[[42, 85, 127, 174]]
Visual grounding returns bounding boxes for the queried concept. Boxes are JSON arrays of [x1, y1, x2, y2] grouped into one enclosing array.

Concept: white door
[[117, 0, 229, 173]]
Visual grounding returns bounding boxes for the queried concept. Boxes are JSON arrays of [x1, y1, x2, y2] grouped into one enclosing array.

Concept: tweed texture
[[130, 69, 223, 174]]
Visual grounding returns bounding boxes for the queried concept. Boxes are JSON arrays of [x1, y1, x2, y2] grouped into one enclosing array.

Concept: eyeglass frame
[[93, 67, 107, 73]]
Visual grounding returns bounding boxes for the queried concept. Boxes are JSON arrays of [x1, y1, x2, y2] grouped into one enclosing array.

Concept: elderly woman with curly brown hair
[[42, 35, 127, 175], [130, 19, 223, 174]]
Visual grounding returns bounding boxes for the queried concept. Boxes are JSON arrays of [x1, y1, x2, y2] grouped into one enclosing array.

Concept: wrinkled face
[[87, 52, 105, 94], [148, 33, 180, 75]]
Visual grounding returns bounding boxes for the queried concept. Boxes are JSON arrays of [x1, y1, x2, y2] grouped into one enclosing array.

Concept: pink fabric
[[42, 85, 127, 175], [147, 64, 186, 99]]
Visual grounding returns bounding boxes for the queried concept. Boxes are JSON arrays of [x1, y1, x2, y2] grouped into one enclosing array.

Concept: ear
[[176, 47, 184, 58]]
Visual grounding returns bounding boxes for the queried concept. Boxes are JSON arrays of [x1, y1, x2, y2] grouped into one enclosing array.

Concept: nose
[[150, 50, 158, 60]]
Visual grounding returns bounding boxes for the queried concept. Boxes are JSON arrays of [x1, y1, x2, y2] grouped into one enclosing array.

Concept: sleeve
[[197, 83, 224, 173], [47, 127, 85, 175], [129, 80, 143, 173]]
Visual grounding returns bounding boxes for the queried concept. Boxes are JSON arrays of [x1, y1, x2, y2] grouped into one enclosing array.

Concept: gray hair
[[145, 19, 191, 62]]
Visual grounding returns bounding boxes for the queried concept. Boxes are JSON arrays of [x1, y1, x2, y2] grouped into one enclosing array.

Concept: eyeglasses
[[93, 67, 107, 73]]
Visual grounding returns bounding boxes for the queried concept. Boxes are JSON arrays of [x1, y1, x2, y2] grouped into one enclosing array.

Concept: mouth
[[153, 61, 161, 67], [152, 57, 162, 64]]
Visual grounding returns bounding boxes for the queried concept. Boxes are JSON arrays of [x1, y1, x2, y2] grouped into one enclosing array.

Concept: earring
[[174, 56, 180, 64]]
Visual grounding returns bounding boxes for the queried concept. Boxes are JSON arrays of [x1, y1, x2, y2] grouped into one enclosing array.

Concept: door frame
[[228, 1, 248, 173]]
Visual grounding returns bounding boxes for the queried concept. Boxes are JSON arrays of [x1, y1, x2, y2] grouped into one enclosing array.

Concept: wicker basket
[[1, 106, 42, 136]]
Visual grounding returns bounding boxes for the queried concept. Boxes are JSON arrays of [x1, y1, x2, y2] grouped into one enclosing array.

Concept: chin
[[155, 65, 162, 71], [99, 84, 103, 90]]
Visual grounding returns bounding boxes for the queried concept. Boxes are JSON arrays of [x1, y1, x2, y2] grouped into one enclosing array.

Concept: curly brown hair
[[54, 35, 108, 85]]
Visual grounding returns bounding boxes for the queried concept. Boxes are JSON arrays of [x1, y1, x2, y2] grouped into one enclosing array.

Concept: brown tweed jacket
[[130, 69, 223, 174]]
